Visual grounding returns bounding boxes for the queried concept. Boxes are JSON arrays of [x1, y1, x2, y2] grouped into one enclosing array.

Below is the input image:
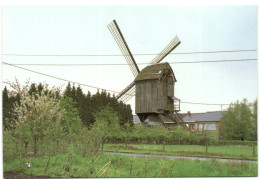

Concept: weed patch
[[3, 153, 257, 177]]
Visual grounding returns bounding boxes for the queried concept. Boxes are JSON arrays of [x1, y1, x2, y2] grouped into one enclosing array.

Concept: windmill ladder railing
[[173, 111, 187, 127], [116, 81, 135, 99], [174, 111, 192, 130]]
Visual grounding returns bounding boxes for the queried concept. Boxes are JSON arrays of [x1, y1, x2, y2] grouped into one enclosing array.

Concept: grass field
[[3, 153, 257, 177], [104, 143, 258, 160]]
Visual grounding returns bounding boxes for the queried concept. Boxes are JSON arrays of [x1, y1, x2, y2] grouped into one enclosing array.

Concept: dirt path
[[105, 151, 258, 164]]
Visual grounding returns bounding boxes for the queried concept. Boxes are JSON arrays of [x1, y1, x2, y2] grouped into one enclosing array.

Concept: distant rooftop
[[133, 111, 227, 125], [182, 111, 227, 123]]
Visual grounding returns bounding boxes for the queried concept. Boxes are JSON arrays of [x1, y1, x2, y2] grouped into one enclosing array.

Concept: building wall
[[135, 77, 175, 114], [187, 121, 220, 132], [186, 121, 220, 139], [136, 80, 158, 113]]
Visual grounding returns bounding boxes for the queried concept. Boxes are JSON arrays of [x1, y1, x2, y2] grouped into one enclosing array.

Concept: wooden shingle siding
[[167, 77, 174, 97], [135, 83, 141, 113], [167, 97, 173, 111], [157, 81, 164, 111], [152, 81, 158, 112], [136, 80, 158, 113]]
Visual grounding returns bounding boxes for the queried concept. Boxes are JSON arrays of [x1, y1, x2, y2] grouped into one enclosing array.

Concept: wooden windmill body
[[107, 20, 183, 125]]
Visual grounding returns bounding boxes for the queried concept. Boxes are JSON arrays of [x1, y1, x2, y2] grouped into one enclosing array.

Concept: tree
[[62, 85, 133, 127], [15, 93, 21, 106], [84, 91, 93, 126], [91, 106, 121, 152], [75, 85, 84, 105], [220, 99, 252, 140], [4, 77, 30, 97], [59, 97, 82, 135], [13, 91, 64, 155], [122, 122, 133, 148], [28, 83, 37, 96], [3, 86, 21, 130], [71, 85, 76, 99], [75, 86, 87, 125], [249, 100, 257, 140], [37, 83, 44, 94], [64, 82, 72, 98], [3, 87, 11, 129]]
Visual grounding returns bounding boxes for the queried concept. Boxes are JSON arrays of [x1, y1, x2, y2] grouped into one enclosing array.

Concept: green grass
[[3, 153, 257, 177], [104, 143, 258, 160]]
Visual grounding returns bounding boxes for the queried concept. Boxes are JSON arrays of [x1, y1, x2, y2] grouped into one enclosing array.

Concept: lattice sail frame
[[107, 20, 140, 77]]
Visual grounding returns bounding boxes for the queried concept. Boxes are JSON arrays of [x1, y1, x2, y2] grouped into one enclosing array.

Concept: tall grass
[[3, 153, 257, 177]]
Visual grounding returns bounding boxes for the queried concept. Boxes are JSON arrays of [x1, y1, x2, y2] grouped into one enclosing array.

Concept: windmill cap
[[134, 62, 177, 82]]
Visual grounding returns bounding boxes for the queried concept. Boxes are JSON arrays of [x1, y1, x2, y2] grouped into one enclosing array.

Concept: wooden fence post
[[253, 144, 256, 156], [205, 142, 208, 155], [163, 141, 165, 151]]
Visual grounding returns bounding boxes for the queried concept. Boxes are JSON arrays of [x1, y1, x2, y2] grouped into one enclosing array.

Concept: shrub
[[12, 91, 64, 156], [3, 130, 19, 162]]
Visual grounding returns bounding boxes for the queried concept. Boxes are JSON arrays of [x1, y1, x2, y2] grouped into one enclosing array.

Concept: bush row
[[106, 125, 257, 146]]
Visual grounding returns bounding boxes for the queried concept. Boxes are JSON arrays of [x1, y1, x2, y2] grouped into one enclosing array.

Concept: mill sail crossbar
[[115, 81, 135, 100]]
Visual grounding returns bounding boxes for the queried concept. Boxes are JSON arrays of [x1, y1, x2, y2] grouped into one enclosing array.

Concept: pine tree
[[2, 87, 21, 129], [37, 83, 44, 94], [61, 86, 133, 128], [84, 91, 93, 126], [71, 84, 77, 102], [3, 87, 10, 129], [28, 83, 37, 96], [15, 93, 21, 106], [75, 85, 87, 125], [64, 82, 72, 98], [75, 85, 84, 104]]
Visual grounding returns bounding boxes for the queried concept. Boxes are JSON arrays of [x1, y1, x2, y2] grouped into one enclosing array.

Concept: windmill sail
[[116, 81, 135, 103], [150, 35, 181, 64], [107, 20, 140, 77], [119, 86, 135, 103], [108, 20, 181, 104]]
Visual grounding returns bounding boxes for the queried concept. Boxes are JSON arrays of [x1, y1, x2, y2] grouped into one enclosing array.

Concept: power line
[[181, 101, 253, 106], [2, 62, 120, 94], [2, 62, 253, 107], [2, 59, 257, 66], [181, 101, 230, 105], [2, 49, 257, 57]]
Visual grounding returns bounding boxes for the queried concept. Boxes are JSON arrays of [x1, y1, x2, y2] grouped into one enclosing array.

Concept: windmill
[[107, 20, 184, 125]]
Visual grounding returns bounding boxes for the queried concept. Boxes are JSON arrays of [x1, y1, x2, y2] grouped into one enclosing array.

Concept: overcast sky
[[2, 5, 258, 114]]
